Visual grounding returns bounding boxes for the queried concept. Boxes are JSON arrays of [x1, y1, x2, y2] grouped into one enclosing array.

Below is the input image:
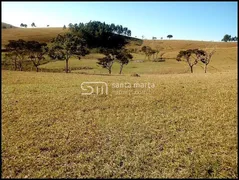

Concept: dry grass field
[[1, 27, 238, 178]]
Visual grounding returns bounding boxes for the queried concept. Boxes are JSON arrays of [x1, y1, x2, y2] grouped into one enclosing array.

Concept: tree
[[116, 49, 133, 74], [26, 41, 49, 72], [20, 23, 24, 28], [49, 33, 90, 73], [63, 25, 66, 30], [141, 46, 156, 60], [221, 34, 231, 42], [167, 35, 173, 39], [97, 48, 120, 74], [176, 48, 215, 73], [31, 22, 36, 27], [5, 39, 27, 71], [123, 27, 128, 36], [127, 30, 131, 37], [47, 25, 50, 27], [142, 35, 144, 39], [176, 49, 199, 73], [194, 48, 216, 73], [152, 37, 157, 40], [221, 34, 237, 42], [68, 23, 74, 30]]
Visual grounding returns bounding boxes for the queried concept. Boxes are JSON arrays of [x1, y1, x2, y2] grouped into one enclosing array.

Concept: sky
[[1, 1, 238, 41]]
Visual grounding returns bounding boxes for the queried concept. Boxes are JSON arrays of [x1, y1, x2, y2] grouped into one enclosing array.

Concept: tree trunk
[[190, 66, 193, 73], [65, 59, 69, 73], [119, 64, 123, 74], [14, 59, 17, 71], [109, 68, 111, 74], [204, 64, 207, 73], [36, 66, 39, 72], [19, 63, 23, 71]]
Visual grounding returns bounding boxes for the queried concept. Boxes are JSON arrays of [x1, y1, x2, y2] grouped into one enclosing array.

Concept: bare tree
[[197, 48, 216, 73], [176, 49, 199, 73]]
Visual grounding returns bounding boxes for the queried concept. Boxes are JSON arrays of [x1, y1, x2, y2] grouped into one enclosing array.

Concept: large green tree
[[49, 33, 89, 73]]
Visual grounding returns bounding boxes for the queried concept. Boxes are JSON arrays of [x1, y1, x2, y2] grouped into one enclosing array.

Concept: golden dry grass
[[2, 69, 237, 178]]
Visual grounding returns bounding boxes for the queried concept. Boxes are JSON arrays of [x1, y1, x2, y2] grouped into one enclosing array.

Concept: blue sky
[[2, 1, 238, 41]]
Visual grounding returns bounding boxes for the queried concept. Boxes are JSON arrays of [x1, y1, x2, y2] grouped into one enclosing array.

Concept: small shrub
[[131, 73, 140, 77]]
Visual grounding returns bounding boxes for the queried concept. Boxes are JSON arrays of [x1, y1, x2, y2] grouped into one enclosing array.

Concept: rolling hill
[[2, 27, 237, 50], [2, 22, 18, 29]]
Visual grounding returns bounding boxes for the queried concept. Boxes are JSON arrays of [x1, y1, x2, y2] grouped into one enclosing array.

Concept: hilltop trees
[[221, 34, 231, 42], [49, 33, 89, 73], [63, 25, 66, 30], [176, 48, 216, 73], [31, 22, 36, 27], [221, 34, 238, 42], [167, 35, 173, 39], [67, 21, 131, 49], [20, 23, 27, 28]]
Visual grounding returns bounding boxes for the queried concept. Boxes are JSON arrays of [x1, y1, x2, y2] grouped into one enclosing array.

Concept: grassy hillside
[[1, 27, 143, 48], [3, 27, 236, 50], [2, 28, 68, 47]]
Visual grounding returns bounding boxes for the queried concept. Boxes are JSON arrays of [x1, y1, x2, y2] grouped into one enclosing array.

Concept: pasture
[[1, 27, 238, 178]]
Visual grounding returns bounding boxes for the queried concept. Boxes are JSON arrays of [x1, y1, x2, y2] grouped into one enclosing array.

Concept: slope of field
[[2, 70, 237, 178], [1, 27, 142, 48]]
